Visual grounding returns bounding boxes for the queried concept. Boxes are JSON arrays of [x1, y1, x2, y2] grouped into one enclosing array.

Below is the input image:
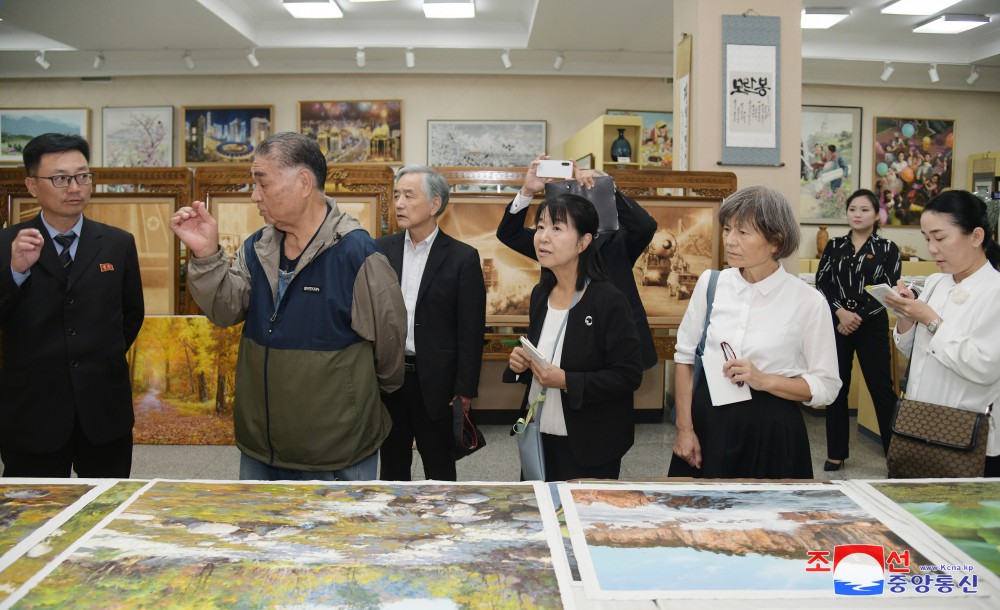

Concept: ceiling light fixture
[[423, 0, 475, 19], [183, 51, 195, 70], [882, 0, 961, 15], [93, 52, 105, 71], [356, 47, 366, 68], [967, 65, 981, 86], [880, 61, 894, 81], [553, 52, 565, 71], [246, 48, 260, 68], [501, 49, 512, 69], [283, 0, 344, 19], [913, 14, 990, 34], [405, 47, 415, 68], [800, 8, 850, 29], [35, 50, 50, 70], [928, 64, 940, 83]]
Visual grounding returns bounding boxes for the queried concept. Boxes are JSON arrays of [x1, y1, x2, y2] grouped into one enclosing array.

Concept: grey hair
[[396, 165, 450, 215], [254, 132, 328, 193], [718, 185, 800, 260]]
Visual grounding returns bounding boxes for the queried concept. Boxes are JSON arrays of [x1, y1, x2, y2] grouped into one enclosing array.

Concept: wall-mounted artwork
[[182, 106, 273, 164], [607, 110, 673, 168], [299, 100, 402, 164], [872, 116, 954, 226], [0, 108, 90, 164], [428, 120, 546, 167], [102, 106, 173, 167], [800, 105, 862, 224]]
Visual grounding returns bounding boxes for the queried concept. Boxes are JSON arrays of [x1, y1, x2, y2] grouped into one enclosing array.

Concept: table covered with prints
[[0, 478, 996, 609]]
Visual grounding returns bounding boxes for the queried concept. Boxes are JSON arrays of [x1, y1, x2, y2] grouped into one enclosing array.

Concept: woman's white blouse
[[676, 266, 841, 407], [894, 263, 1000, 456], [530, 303, 569, 436]]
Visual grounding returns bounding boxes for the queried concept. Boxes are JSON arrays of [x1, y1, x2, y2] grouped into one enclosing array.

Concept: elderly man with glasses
[[0, 132, 145, 478]]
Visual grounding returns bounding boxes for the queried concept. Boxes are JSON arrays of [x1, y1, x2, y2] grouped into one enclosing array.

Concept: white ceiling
[[0, 0, 998, 91]]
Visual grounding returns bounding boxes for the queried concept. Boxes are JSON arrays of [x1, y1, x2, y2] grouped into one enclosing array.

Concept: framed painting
[[0, 108, 90, 164], [182, 105, 273, 164], [427, 120, 546, 167], [298, 100, 402, 164], [800, 105, 862, 224], [607, 110, 673, 168], [102, 106, 173, 167], [873, 116, 954, 226], [575, 153, 594, 171]]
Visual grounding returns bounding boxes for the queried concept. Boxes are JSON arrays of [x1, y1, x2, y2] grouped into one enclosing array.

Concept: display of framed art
[[607, 109, 673, 169], [873, 116, 954, 227], [102, 106, 173, 167], [182, 105, 273, 164], [0, 108, 90, 164], [800, 105, 862, 224], [428, 120, 546, 167], [299, 100, 402, 164]]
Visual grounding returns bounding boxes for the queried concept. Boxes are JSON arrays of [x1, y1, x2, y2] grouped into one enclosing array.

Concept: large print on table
[[560, 483, 936, 600], [131, 317, 241, 444], [872, 116, 954, 226], [800, 106, 861, 224], [428, 120, 546, 167], [182, 106, 273, 164], [299, 100, 401, 164], [6, 482, 569, 609]]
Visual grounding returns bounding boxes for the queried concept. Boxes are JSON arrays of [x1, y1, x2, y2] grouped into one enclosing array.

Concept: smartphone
[[536, 159, 574, 179]]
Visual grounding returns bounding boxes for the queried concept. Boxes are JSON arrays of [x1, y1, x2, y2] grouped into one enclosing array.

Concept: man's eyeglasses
[[720, 341, 744, 387], [30, 173, 95, 188]]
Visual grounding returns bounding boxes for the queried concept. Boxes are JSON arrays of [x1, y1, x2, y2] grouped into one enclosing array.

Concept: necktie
[[54, 232, 76, 274]]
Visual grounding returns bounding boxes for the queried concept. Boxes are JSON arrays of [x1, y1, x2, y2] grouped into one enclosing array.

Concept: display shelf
[[563, 114, 642, 171]]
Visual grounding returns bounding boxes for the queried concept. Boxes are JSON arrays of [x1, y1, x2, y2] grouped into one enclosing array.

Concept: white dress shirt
[[401, 225, 439, 355], [509, 191, 533, 214], [11, 211, 84, 286], [893, 263, 1000, 456], [530, 302, 569, 436], [676, 266, 842, 407]]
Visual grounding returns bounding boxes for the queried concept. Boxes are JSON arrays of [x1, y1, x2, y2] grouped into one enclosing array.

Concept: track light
[[246, 48, 259, 68], [553, 53, 565, 71], [405, 47, 415, 68], [967, 65, 981, 85], [928, 64, 940, 83], [880, 61, 894, 82], [356, 47, 366, 68], [501, 49, 512, 69], [92, 52, 105, 70], [35, 50, 50, 70], [183, 51, 195, 70]]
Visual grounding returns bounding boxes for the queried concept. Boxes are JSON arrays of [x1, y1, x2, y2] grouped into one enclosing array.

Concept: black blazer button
[[67, 328, 76, 336], [66, 297, 74, 305], [69, 360, 79, 368]]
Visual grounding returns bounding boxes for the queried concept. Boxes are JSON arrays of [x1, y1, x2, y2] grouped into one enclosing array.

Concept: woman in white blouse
[[669, 186, 841, 479], [884, 190, 1000, 477]]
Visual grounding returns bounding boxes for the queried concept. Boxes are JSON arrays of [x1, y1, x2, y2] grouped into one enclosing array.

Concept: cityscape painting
[[298, 100, 402, 164], [182, 106, 273, 164]]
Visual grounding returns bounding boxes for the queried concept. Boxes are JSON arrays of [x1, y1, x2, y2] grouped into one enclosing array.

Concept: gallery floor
[[125, 411, 890, 482]]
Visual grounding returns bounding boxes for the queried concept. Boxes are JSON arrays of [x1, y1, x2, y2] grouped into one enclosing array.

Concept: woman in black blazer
[[504, 193, 642, 481]]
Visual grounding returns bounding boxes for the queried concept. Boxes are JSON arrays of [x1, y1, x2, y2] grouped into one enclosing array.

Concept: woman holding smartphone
[[816, 189, 901, 471]]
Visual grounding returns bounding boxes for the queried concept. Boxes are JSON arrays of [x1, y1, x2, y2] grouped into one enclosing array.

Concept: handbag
[[886, 398, 991, 479], [451, 400, 486, 460], [544, 175, 618, 233]]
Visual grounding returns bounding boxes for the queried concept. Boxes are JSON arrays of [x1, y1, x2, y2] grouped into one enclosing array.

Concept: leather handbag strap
[[692, 270, 720, 390]]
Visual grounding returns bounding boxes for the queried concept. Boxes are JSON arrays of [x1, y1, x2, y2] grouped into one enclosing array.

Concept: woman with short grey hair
[[668, 185, 841, 479]]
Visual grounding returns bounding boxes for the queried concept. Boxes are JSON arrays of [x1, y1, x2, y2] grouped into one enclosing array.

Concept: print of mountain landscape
[[2, 114, 82, 138]]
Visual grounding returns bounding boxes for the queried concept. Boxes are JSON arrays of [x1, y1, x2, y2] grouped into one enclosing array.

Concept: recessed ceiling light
[[882, 0, 962, 15], [914, 14, 990, 34], [801, 8, 850, 29], [283, 0, 344, 19], [423, 0, 475, 19]]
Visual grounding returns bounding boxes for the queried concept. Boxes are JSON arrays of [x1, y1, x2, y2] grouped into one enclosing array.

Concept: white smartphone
[[519, 336, 549, 366], [536, 159, 574, 179]]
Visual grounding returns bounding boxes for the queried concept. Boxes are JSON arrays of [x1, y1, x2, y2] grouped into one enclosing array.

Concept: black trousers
[[540, 433, 621, 482], [0, 414, 132, 478], [379, 370, 457, 481], [826, 310, 897, 459]]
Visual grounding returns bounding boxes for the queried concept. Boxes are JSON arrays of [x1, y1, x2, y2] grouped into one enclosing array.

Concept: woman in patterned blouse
[[816, 189, 902, 471]]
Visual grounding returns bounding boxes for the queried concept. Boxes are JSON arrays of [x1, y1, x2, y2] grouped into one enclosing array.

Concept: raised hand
[[170, 201, 219, 259], [10, 228, 43, 274]]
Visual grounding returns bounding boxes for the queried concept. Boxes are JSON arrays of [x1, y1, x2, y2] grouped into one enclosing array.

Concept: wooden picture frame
[[575, 153, 594, 171], [872, 116, 954, 227], [428, 120, 546, 167], [0, 108, 90, 164], [182, 105, 273, 164], [298, 100, 402, 164], [800, 105, 862, 225], [607, 109, 674, 169], [102, 106, 173, 167]]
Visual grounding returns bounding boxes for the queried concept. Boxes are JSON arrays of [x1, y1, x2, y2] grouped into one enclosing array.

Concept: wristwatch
[[927, 317, 943, 334]]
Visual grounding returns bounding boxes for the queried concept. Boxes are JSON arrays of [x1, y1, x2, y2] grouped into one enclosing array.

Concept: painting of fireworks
[[559, 483, 943, 601], [5, 481, 571, 609]]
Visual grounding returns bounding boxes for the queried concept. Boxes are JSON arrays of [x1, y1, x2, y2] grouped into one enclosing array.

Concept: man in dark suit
[[0, 133, 144, 478], [376, 165, 486, 481]]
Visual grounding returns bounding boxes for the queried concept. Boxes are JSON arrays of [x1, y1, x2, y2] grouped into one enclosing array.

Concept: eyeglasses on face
[[31, 172, 95, 188]]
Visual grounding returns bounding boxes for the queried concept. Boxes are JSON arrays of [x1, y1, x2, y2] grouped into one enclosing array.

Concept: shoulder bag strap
[[692, 270, 720, 390]]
